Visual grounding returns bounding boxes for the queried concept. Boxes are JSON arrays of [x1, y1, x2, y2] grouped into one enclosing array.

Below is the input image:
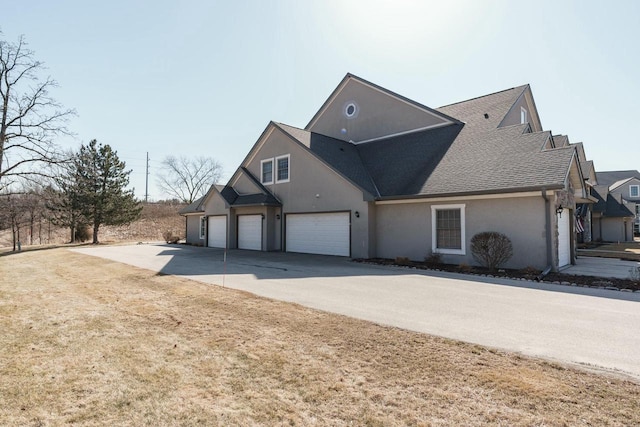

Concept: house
[[180, 74, 594, 271], [591, 170, 640, 241]]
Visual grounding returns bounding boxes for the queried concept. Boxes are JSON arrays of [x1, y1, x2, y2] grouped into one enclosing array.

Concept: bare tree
[[157, 155, 223, 204], [0, 34, 75, 190]]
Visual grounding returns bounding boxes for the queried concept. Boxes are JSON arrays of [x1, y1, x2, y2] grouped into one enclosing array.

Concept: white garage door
[[557, 209, 571, 268], [286, 212, 350, 256], [238, 215, 262, 250], [207, 216, 226, 248]]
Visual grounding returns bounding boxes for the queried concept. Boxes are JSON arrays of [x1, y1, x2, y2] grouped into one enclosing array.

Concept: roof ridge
[[437, 84, 529, 109]]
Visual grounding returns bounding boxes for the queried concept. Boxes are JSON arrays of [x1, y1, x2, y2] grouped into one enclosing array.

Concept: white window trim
[[260, 158, 274, 185], [199, 216, 206, 239], [630, 185, 639, 198], [431, 204, 466, 255], [275, 154, 290, 183], [520, 107, 528, 124]]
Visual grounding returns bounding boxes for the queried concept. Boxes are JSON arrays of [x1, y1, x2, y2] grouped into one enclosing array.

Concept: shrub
[[75, 226, 91, 242], [424, 251, 443, 268], [629, 266, 640, 282], [470, 231, 513, 271], [162, 230, 180, 244]]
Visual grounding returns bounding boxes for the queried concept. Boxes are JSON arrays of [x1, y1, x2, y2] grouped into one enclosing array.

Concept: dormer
[[498, 85, 542, 132]]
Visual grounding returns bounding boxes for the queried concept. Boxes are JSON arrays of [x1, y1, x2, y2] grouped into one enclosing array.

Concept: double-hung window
[[431, 204, 466, 255], [261, 155, 290, 184], [261, 159, 273, 184], [276, 154, 290, 183], [630, 185, 639, 198]]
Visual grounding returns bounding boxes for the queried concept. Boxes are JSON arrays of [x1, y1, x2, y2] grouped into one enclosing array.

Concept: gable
[[498, 86, 542, 132], [233, 171, 264, 194], [609, 177, 640, 199], [306, 75, 457, 143]]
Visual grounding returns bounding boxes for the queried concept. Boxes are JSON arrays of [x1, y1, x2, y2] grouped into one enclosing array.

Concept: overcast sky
[[2, 0, 638, 200]]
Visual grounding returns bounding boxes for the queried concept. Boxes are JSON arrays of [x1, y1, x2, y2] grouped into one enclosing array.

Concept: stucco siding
[[499, 90, 541, 132], [234, 173, 261, 194], [185, 215, 204, 245], [598, 217, 633, 242], [376, 196, 547, 269], [203, 192, 230, 216], [245, 127, 371, 258], [308, 79, 448, 143]]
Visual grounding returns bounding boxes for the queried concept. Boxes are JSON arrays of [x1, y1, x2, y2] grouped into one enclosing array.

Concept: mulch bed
[[353, 258, 640, 292]]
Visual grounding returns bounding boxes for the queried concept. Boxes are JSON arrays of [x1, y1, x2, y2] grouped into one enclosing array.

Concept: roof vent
[[484, 113, 489, 119]]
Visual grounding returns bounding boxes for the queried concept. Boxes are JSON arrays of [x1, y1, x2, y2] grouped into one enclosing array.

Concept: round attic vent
[[344, 102, 359, 118]]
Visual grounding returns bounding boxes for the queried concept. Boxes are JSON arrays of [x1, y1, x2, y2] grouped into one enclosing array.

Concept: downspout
[[537, 189, 553, 280]]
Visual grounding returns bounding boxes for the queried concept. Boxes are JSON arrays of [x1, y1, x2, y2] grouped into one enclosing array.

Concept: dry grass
[[1, 248, 639, 426], [0, 202, 185, 248]]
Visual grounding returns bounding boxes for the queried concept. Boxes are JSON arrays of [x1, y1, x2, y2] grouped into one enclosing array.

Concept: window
[[630, 185, 639, 198], [276, 154, 290, 183], [431, 204, 466, 255], [199, 216, 206, 239], [261, 159, 273, 184], [344, 102, 359, 118], [520, 107, 528, 124]]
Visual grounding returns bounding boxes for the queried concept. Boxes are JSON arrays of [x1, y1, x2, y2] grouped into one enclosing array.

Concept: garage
[[557, 208, 571, 268], [286, 212, 350, 256], [238, 215, 262, 250], [207, 216, 227, 248]]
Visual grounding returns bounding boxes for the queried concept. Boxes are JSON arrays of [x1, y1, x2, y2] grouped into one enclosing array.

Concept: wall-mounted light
[[354, 211, 360, 218], [276, 214, 280, 220], [556, 205, 564, 216]]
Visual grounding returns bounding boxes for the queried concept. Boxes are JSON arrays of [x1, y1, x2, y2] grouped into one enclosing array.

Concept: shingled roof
[[271, 83, 576, 200], [596, 170, 640, 187], [591, 185, 635, 217]]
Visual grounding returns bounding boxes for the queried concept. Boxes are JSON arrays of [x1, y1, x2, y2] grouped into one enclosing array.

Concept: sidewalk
[[564, 256, 640, 279]]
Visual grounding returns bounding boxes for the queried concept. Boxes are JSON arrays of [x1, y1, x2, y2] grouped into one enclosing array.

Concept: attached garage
[[238, 215, 262, 250], [557, 209, 571, 268], [286, 212, 350, 256], [207, 216, 227, 248]]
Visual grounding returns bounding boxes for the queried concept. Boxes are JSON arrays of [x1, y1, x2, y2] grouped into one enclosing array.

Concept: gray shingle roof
[[178, 195, 205, 215], [591, 185, 635, 217], [224, 83, 579, 202], [277, 83, 574, 199], [596, 170, 640, 187], [357, 124, 463, 196]]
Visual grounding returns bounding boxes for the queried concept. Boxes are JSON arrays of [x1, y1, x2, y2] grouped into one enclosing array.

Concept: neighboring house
[[181, 74, 593, 271], [592, 170, 640, 240]]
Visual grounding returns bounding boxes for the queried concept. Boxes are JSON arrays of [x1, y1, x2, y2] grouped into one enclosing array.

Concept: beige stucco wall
[[596, 216, 634, 242], [185, 215, 203, 245], [308, 79, 448, 143], [375, 195, 548, 269], [234, 174, 261, 194], [243, 127, 372, 258]]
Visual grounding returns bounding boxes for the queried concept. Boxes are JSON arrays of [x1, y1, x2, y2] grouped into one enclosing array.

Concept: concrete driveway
[[73, 244, 640, 381]]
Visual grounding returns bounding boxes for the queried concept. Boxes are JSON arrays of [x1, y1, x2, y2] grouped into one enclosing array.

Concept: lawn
[[1, 248, 638, 426]]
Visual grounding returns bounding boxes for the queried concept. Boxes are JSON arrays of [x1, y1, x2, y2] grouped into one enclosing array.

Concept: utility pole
[[145, 152, 149, 203]]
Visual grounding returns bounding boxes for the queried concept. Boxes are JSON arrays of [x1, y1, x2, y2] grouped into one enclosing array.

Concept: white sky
[[2, 0, 638, 200]]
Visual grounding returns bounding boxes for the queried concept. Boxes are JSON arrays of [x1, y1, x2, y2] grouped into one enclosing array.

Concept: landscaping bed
[[354, 258, 640, 292]]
